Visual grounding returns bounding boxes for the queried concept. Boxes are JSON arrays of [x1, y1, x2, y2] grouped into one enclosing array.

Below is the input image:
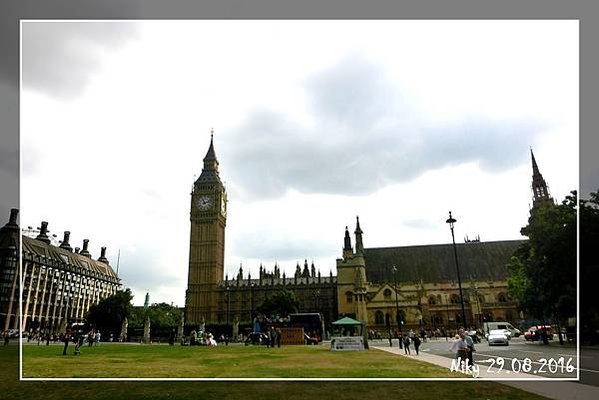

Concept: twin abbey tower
[[185, 134, 227, 325]]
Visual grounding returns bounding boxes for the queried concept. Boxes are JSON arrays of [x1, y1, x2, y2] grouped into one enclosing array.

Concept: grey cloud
[[231, 232, 334, 262], [22, 21, 138, 99], [403, 219, 437, 230], [117, 248, 182, 291], [222, 56, 546, 200], [304, 56, 403, 128]]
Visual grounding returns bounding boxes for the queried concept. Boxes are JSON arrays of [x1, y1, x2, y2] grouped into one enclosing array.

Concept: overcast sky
[[20, 20, 578, 306]]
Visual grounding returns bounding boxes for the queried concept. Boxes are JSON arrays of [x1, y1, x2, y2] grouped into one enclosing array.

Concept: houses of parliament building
[[184, 137, 555, 333]]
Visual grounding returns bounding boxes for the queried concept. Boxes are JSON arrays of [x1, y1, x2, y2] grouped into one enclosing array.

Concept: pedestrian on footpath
[[403, 335, 411, 355], [451, 331, 469, 364], [413, 335, 421, 355], [464, 332, 476, 365]]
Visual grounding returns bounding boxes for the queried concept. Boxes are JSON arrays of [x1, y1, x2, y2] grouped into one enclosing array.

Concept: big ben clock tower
[[185, 133, 227, 325]]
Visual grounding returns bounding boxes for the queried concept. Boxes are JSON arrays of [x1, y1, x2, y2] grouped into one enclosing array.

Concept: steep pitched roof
[[363, 240, 525, 284], [21, 235, 119, 282]]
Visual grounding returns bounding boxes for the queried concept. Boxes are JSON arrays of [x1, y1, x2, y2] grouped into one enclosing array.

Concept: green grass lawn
[[1, 344, 549, 400], [22, 342, 458, 378]]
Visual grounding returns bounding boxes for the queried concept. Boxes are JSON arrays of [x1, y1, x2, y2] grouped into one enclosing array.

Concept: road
[[375, 336, 599, 382]]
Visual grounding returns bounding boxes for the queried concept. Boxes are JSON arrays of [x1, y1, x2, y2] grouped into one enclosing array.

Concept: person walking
[[451, 331, 469, 365], [464, 331, 476, 366], [413, 335, 421, 355], [276, 328, 282, 348], [269, 327, 276, 348], [74, 332, 84, 355], [403, 335, 411, 355], [62, 330, 71, 356]]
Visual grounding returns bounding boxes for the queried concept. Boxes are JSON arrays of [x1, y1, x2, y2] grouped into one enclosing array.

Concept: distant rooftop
[[363, 239, 526, 284]]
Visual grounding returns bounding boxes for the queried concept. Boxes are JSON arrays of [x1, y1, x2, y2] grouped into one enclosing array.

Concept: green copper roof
[[332, 316, 363, 326]]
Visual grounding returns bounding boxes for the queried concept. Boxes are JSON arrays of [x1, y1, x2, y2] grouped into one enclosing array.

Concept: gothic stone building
[[185, 139, 549, 332], [0, 209, 121, 333]]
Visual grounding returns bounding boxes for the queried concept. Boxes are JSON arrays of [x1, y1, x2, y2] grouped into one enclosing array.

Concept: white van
[[483, 322, 521, 338]]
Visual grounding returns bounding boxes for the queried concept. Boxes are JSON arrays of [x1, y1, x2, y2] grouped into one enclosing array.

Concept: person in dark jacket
[[413, 335, 421, 355], [62, 330, 71, 355]]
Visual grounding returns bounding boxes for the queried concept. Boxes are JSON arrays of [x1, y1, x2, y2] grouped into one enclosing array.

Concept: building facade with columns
[[0, 209, 121, 333], [185, 138, 549, 334]]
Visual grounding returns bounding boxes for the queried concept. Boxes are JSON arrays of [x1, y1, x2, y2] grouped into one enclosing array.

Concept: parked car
[[485, 328, 512, 340], [524, 325, 554, 341], [487, 329, 509, 346]]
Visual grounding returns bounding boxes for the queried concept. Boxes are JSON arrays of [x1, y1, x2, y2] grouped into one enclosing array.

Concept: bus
[[288, 313, 325, 342]]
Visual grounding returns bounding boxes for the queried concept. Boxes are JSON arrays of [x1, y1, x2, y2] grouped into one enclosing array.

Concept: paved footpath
[[372, 345, 599, 400]]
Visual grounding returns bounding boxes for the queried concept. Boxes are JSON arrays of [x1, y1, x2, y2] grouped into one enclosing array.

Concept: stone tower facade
[[530, 148, 553, 208], [336, 217, 369, 323], [185, 134, 227, 325]]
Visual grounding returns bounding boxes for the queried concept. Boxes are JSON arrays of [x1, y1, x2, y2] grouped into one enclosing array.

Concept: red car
[[524, 325, 554, 341]]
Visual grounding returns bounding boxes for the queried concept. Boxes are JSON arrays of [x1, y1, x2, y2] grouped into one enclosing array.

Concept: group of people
[[401, 329, 422, 355], [187, 330, 219, 346], [398, 327, 477, 363], [2, 330, 12, 345], [450, 328, 476, 366], [266, 326, 283, 347], [60, 329, 102, 355]]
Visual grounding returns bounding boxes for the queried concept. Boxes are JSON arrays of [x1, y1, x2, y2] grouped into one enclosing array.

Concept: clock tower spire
[[185, 132, 227, 326]]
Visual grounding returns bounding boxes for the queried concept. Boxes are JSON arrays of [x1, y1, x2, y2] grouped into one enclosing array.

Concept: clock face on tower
[[196, 195, 213, 211]]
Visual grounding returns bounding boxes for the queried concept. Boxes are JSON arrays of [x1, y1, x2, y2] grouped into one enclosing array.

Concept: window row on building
[[0, 209, 121, 333]]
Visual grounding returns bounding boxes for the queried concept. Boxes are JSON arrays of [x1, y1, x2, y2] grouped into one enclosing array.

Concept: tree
[[508, 191, 577, 325], [580, 190, 599, 343], [86, 288, 134, 335], [129, 302, 182, 329], [257, 289, 299, 319]]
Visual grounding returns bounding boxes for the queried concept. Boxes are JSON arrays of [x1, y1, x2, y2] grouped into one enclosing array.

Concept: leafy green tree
[[581, 191, 599, 343], [86, 288, 134, 334], [508, 191, 577, 324], [147, 303, 181, 328], [257, 289, 299, 319], [129, 302, 182, 328]]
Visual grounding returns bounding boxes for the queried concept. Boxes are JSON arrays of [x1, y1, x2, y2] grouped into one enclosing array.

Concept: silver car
[[488, 329, 509, 346]]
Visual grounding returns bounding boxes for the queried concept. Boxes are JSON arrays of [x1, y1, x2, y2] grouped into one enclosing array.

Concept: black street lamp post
[[445, 294, 450, 341], [226, 286, 230, 337], [392, 265, 403, 349], [250, 282, 255, 322], [446, 211, 467, 329]]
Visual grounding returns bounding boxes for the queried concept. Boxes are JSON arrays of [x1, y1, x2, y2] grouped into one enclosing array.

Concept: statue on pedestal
[[143, 316, 151, 344]]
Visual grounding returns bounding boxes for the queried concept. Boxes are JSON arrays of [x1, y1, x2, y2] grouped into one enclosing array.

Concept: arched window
[[450, 294, 461, 304], [428, 295, 437, 305], [375, 310, 385, 325], [345, 291, 353, 304], [497, 293, 507, 303], [383, 288, 392, 299], [478, 294, 485, 304]]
